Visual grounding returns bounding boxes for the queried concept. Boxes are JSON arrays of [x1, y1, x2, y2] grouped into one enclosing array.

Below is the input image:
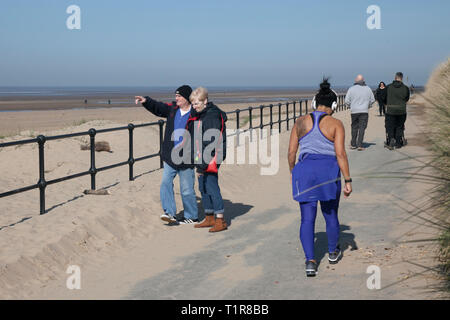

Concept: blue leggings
[[299, 199, 340, 262]]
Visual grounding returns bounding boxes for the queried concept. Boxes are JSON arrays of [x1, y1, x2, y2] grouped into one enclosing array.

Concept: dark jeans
[[198, 172, 224, 215], [378, 101, 386, 115], [385, 114, 407, 147], [351, 113, 369, 148]]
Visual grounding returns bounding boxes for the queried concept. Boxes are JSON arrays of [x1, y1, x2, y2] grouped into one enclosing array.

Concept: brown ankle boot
[[209, 217, 228, 232], [194, 215, 215, 228]]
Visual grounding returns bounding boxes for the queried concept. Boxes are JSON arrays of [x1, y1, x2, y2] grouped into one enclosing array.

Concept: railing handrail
[[0, 96, 348, 215]]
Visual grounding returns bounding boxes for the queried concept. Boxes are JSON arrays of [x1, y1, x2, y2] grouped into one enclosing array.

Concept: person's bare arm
[[288, 120, 300, 173], [334, 120, 352, 197]]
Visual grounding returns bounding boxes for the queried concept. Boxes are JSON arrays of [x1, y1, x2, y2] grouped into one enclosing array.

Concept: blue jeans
[[299, 198, 340, 262], [198, 173, 224, 215], [160, 162, 198, 220]]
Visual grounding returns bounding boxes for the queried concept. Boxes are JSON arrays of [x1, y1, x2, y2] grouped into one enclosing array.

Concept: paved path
[[126, 104, 444, 300]]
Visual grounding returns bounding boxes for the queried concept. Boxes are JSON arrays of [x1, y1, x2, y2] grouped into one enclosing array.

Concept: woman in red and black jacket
[[186, 87, 228, 232]]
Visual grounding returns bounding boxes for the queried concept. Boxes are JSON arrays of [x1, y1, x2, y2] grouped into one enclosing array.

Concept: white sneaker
[[160, 213, 176, 223], [177, 218, 199, 225]]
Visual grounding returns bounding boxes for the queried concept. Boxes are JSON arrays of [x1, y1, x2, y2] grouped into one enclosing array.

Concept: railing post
[[248, 106, 253, 142], [299, 100, 303, 116], [89, 128, 97, 190], [37, 135, 47, 215], [260, 105, 264, 129], [286, 102, 289, 130], [128, 123, 135, 181], [269, 104, 273, 134], [305, 100, 308, 114], [293, 101, 296, 122], [158, 120, 164, 169], [278, 103, 282, 133], [236, 109, 240, 145]]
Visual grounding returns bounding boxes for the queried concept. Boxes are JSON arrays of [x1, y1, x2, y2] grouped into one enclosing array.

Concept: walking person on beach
[[288, 78, 352, 277], [385, 72, 410, 150], [186, 87, 228, 232], [375, 81, 387, 116], [135, 85, 198, 225], [344, 75, 375, 151]]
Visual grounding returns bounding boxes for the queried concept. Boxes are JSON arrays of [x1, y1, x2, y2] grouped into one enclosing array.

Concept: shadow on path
[[361, 142, 377, 149], [314, 224, 358, 267], [176, 198, 254, 227]]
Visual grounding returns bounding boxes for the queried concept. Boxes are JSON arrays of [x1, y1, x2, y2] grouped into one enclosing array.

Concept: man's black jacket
[[142, 97, 195, 170]]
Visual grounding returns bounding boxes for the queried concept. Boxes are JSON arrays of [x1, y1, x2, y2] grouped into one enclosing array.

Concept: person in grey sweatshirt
[[344, 75, 375, 150]]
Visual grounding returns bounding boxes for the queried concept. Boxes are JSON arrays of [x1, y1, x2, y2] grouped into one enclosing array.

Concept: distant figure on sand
[[288, 78, 352, 277], [385, 72, 410, 150], [375, 81, 387, 116], [344, 75, 375, 151], [135, 85, 199, 225], [187, 87, 228, 232]]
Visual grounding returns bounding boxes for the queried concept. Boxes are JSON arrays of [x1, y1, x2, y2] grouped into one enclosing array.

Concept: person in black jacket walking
[[375, 81, 387, 116], [135, 85, 198, 224], [186, 87, 228, 232], [385, 72, 410, 150]]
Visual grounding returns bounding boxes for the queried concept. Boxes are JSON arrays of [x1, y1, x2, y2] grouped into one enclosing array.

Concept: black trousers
[[385, 114, 407, 147], [351, 113, 369, 148], [378, 101, 386, 115]]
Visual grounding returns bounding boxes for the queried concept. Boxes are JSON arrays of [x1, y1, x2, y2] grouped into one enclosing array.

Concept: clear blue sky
[[0, 0, 449, 87]]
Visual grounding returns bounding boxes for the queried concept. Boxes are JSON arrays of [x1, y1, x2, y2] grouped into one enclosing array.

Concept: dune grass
[[422, 57, 450, 290]]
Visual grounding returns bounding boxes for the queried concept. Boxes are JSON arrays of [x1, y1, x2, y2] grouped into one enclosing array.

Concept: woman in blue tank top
[[288, 78, 352, 277]]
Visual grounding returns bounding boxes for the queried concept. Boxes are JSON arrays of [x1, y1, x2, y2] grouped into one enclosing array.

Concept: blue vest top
[[299, 111, 335, 159]]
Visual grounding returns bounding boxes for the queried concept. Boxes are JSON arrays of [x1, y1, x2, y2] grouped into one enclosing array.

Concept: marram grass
[[423, 58, 450, 290]]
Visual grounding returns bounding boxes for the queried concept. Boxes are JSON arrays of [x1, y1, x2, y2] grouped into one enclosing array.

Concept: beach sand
[[0, 96, 447, 299], [0, 88, 327, 136]]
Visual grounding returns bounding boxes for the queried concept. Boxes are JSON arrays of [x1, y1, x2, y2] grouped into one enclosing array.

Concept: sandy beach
[[0, 88, 340, 136], [0, 94, 447, 299]]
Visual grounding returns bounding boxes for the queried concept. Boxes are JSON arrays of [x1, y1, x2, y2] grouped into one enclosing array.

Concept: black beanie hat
[[175, 85, 193, 103]]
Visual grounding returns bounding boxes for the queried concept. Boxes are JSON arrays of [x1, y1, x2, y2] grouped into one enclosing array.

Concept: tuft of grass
[[422, 57, 450, 291], [73, 119, 88, 126]]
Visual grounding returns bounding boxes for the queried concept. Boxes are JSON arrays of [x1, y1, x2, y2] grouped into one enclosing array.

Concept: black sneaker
[[328, 247, 342, 264], [160, 213, 177, 223], [386, 140, 395, 150], [305, 260, 318, 277], [177, 218, 199, 225]]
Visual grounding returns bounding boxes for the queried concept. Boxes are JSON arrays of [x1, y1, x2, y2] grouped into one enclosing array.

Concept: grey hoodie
[[345, 82, 375, 114]]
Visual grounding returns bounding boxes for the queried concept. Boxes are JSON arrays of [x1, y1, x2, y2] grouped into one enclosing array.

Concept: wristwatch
[[344, 178, 352, 183]]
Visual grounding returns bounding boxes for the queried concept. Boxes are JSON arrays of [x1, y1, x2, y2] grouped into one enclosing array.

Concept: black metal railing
[[0, 120, 164, 215], [224, 95, 347, 143], [0, 95, 347, 215]]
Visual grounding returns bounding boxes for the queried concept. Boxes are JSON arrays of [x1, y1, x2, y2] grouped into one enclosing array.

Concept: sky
[[0, 0, 449, 87]]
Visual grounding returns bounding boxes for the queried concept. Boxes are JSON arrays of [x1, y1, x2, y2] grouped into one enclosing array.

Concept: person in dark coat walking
[[385, 72, 410, 150], [375, 81, 387, 116]]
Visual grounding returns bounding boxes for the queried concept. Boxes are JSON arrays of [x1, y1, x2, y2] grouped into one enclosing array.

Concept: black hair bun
[[320, 78, 331, 91], [319, 77, 331, 94]]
